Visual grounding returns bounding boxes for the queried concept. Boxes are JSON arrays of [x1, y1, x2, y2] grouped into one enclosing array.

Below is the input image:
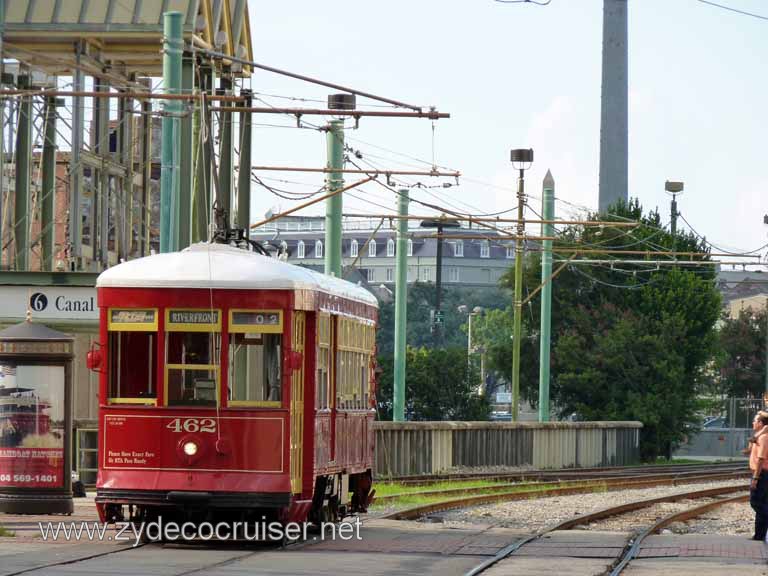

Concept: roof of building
[[3, 0, 253, 76], [96, 243, 378, 307]]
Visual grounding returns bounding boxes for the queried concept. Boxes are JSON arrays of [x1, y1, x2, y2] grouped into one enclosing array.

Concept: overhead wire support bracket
[[251, 166, 460, 178], [189, 44, 434, 113], [210, 106, 450, 120]]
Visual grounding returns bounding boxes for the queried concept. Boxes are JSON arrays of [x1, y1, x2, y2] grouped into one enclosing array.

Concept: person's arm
[[752, 437, 768, 489]]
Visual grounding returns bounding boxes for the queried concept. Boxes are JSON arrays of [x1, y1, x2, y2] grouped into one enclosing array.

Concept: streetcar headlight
[[183, 441, 198, 456]]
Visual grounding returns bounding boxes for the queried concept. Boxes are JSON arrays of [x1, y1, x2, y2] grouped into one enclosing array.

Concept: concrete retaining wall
[[373, 421, 642, 477]]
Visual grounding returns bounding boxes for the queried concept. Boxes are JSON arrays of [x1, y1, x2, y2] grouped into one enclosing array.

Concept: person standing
[[749, 412, 768, 541]]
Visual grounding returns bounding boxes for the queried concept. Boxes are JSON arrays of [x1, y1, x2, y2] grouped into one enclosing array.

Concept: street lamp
[[665, 180, 684, 256], [421, 216, 460, 345], [509, 148, 533, 421]]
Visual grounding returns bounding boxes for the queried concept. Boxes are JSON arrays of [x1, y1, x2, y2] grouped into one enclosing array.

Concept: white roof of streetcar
[[97, 242, 379, 307]]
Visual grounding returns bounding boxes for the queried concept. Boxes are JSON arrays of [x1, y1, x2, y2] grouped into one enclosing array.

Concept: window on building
[[165, 309, 221, 407], [506, 245, 514, 259], [350, 239, 358, 258], [449, 267, 459, 282], [386, 268, 393, 282], [407, 239, 413, 256], [387, 238, 395, 257], [297, 241, 305, 259], [107, 308, 158, 404], [454, 240, 464, 257], [421, 267, 431, 282], [480, 240, 490, 258], [368, 239, 377, 257], [228, 310, 283, 406], [315, 240, 323, 259], [367, 268, 375, 282]]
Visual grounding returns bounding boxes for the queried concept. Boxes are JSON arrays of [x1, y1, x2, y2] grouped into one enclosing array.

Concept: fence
[[372, 421, 642, 477]]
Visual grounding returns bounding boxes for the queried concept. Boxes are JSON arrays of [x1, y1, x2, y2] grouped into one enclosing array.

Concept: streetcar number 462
[[166, 418, 216, 433]]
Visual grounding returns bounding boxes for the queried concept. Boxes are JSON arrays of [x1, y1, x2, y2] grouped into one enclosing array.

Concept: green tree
[[475, 199, 722, 460], [376, 346, 490, 421], [718, 307, 768, 398]]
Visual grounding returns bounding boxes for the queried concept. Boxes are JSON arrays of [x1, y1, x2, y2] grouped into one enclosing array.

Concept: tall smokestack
[[598, 0, 628, 213]]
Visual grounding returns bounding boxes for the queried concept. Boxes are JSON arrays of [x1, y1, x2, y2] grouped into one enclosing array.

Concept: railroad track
[[379, 467, 750, 520], [377, 461, 747, 486], [375, 466, 749, 506], [465, 484, 750, 576]]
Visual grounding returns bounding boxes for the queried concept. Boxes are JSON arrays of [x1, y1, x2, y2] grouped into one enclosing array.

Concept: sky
[[245, 0, 768, 259]]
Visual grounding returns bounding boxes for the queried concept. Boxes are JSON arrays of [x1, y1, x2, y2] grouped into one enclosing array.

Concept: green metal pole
[[13, 74, 31, 271], [324, 119, 344, 277], [538, 170, 555, 422], [393, 189, 409, 421], [217, 75, 233, 226], [511, 170, 526, 421], [178, 51, 194, 250], [236, 90, 252, 231], [160, 11, 183, 253], [41, 96, 58, 271]]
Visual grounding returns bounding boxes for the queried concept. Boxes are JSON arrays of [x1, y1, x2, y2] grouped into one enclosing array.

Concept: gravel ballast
[[438, 480, 751, 534]]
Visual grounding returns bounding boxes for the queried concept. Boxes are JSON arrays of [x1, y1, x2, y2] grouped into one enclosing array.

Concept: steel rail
[[375, 469, 749, 505], [380, 470, 750, 521], [379, 461, 748, 486], [466, 485, 748, 576], [608, 493, 749, 576]]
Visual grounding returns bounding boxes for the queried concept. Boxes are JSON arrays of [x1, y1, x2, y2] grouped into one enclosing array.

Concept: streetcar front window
[[227, 309, 283, 407], [164, 309, 221, 407], [228, 333, 282, 405], [165, 332, 220, 407], [107, 308, 158, 405]]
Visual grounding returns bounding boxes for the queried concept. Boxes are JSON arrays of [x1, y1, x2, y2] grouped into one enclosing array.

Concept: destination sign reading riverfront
[[168, 310, 220, 325]]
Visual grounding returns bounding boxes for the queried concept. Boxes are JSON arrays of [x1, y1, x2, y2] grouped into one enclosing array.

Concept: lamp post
[[459, 305, 484, 392], [509, 148, 533, 421], [421, 216, 460, 346], [665, 180, 684, 257]]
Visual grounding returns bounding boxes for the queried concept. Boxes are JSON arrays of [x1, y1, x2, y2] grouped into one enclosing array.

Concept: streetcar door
[[290, 311, 306, 494]]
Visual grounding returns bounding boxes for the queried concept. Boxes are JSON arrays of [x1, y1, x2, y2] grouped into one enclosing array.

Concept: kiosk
[[0, 319, 74, 514]]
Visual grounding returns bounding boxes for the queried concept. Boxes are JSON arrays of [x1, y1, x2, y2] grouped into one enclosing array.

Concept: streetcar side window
[[107, 308, 158, 405], [228, 310, 283, 407], [164, 309, 221, 407], [335, 318, 374, 410], [316, 313, 331, 410]]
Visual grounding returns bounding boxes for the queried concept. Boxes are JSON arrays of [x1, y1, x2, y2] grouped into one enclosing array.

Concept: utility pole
[[421, 218, 458, 345], [538, 170, 554, 422], [510, 148, 533, 421], [393, 189, 409, 421], [40, 96, 58, 271], [13, 73, 31, 271], [324, 118, 344, 277], [160, 11, 183, 253]]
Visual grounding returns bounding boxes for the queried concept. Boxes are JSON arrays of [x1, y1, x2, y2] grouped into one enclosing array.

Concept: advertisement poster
[[0, 364, 65, 488]]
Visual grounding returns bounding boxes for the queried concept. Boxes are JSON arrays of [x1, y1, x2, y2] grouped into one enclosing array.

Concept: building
[[251, 214, 516, 289]]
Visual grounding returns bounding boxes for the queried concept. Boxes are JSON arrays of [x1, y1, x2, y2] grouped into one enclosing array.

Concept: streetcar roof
[[96, 243, 379, 307]]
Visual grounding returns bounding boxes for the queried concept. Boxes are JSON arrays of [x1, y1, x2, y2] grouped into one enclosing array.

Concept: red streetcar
[[92, 241, 378, 527]]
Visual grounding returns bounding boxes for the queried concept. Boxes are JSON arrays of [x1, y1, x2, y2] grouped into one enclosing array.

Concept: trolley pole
[[538, 170, 555, 422], [393, 189, 409, 421], [324, 119, 344, 277], [160, 11, 183, 253]]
